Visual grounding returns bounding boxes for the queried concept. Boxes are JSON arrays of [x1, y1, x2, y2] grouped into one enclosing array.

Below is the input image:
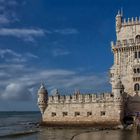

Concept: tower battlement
[[121, 17, 140, 26], [48, 92, 122, 104], [115, 11, 140, 42]]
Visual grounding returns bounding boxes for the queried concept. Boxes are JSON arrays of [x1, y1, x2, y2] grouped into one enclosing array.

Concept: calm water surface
[[0, 112, 140, 140]]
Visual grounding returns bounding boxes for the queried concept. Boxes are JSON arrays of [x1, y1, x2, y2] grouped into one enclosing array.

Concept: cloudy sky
[[0, 0, 139, 111]]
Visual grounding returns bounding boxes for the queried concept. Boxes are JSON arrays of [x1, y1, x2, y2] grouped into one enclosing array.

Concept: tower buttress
[[37, 83, 48, 114]]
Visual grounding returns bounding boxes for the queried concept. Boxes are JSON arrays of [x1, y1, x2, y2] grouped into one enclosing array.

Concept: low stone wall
[[42, 99, 124, 126], [40, 121, 122, 127]]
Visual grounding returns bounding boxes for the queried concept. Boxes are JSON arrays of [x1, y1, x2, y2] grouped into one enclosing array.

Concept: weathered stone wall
[[42, 93, 124, 125]]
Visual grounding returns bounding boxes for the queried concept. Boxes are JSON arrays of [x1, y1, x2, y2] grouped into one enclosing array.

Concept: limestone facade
[[110, 11, 140, 116], [42, 93, 124, 125], [37, 11, 140, 126], [110, 11, 140, 96]]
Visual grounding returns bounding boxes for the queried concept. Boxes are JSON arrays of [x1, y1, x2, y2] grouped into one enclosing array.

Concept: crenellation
[[71, 94, 77, 103], [135, 17, 138, 23], [78, 94, 83, 103], [53, 95, 60, 103], [84, 94, 91, 103], [65, 95, 71, 103], [121, 17, 140, 26], [128, 18, 130, 24], [123, 18, 126, 24], [131, 17, 134, 24], [97, 93, 104, 100], [47, 92, 116, 104], [48, 96, 53, 103], [60, 95, 65, 103]]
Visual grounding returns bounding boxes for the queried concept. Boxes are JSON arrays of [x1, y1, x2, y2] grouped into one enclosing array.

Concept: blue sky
[[0, 0, 139, 111]]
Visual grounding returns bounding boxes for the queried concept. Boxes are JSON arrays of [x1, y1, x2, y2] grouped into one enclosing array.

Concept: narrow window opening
[[137, 68, 140, 73], [139, 52, 140, 58], [134, 69, 137, 73], [100, 111, 106, 116], [52, 112, 56, 117], [134, 83, 139, 91], [87, 112, 92, 117], [63, 112, 68, 117], [135, 52, 137, 58], [136, 35, 140, 44], [75, 112, 80, 117]]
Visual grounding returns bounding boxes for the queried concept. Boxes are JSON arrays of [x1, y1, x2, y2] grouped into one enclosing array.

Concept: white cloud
[[0, 28, 45, 41], [5, 57, 26, 63], [25, 52, 39, 59], [0, 28, 79, 41], [0, 62, 110, 102], [0, 48, 39, 63], [52, 48, 70, 57], [0, 0, 19, 25], [39, 69, 75, 77], [0, 49, 21, 58], [0, 15, 10, 24], [7, 0, 18, 6], [0, 64, 24, 69], [54, 28, 79, 35]]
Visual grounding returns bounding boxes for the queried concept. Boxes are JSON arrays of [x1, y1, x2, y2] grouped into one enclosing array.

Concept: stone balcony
[[133, 72, 140, 78], [111, 39, 140, 48]]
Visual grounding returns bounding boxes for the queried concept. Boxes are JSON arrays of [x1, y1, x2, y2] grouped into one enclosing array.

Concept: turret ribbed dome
[[38, 83, 48, 94]]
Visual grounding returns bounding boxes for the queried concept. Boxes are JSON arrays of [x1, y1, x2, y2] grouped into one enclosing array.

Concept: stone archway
[[123, 116, 134, 125]]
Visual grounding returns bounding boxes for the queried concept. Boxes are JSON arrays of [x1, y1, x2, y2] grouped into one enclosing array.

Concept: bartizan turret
[[116, 10, 123, 33], [113, 77, 124, 99], [37, 83, 48, 114]]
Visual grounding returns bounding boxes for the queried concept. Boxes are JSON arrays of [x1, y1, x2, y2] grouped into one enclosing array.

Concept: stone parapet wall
[[48, 93, 120, 104], [121, 17, 140, 26], [43, 98, 124, 125]]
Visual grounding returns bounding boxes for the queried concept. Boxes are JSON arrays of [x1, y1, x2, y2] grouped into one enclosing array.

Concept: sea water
[[0, 112, 140, 140]]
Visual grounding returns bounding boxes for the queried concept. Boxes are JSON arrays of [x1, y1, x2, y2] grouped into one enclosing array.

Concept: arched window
[[139, 52, 140, 58], [135, 35, 140, 44], [135, 52, 137, 58], [137, 68, 140, 73], [134, 69, 137, 73], [134, 83, 139, 91]]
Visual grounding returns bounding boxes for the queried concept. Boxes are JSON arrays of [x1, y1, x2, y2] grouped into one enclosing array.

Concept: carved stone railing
[[48, 92, 115, 104]]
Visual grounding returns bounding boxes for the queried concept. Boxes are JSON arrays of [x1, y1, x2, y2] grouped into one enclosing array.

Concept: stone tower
[[37, 83, 48, 114], [113, 77, 124, 99], [116, 10, 122, 33], [110, 11, 140, 96]]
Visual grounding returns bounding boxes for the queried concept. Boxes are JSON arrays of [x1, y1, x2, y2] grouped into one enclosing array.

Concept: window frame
[[134, 83, 139, 91]]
